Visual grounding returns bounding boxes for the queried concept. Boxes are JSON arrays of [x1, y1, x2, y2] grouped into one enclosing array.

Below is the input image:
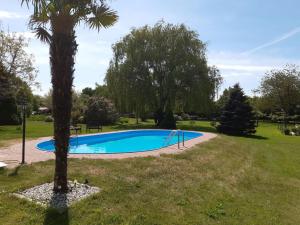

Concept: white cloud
[[208, 51, 287, 75], [207, 50, 295, 94], [242, 26, 300, 55], [6, 31, 36, 41], [0, 10, 26, 19], [14, 31, 36, 39], [216, 64, 273, 72]]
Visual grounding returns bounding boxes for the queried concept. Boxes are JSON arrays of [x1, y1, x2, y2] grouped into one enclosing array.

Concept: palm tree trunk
[[50, 25, 77, 193]]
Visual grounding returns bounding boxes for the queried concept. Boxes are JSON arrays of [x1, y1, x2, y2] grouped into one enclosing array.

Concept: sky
[[1, 0, 300, 95]]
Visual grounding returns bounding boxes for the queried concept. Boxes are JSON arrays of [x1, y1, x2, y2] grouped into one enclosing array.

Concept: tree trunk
[[50, 20, 77, 193], [135, 106, 139, 125]]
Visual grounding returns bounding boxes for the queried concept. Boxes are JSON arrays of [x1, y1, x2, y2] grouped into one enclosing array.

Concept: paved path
[[0, 130, 217, 168]]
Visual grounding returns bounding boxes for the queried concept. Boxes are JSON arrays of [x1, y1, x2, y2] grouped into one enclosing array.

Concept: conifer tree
[[217, 84, 256, 135]]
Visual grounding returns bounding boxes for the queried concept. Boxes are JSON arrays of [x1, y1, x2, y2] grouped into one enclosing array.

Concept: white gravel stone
[[16, 181, 100, 209]]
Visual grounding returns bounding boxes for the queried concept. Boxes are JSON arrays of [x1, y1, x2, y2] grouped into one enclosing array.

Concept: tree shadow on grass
[[222, 133, 268, 140], [242, 134, 268, 140], [43, 193, 69, 225]]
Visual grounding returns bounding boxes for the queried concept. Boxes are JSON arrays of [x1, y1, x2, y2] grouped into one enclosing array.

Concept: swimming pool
[[37, 130, 203, 154]]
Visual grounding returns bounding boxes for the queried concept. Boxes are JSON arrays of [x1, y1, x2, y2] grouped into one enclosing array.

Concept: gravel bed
[[16, 181, 100, 210]]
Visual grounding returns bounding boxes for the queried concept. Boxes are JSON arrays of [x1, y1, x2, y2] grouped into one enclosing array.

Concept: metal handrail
[[163, 130, 178, 147]]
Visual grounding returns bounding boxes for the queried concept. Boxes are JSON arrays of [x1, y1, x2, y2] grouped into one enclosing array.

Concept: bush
[[78, 116, 85, 124], [154, 108, 164, 126], [140, 112, 150, 122], [270, 114, 284, 123], [85, 96, 119, 125], [159, 110, 176, 129], [210, 121, 217, 128], [181, 113, 191, 120], [118, 117, 129, 124], [45, 116, 54, 122], [293, 115, 300, 122], [284, 128, 290, 135], [174, 114, 183, 121], [291, 125, 300, 136], [29, 114, 46, 121], [71, 109, 83, 125], [0, 97, 21, 125]]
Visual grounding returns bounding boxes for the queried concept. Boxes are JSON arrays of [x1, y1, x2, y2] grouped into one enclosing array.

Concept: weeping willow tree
[[106, 21, 219, 127], [22, 0, 118, 193]]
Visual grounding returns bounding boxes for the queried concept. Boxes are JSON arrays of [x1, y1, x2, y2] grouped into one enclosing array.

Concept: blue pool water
[[37, 130, 202, 154]]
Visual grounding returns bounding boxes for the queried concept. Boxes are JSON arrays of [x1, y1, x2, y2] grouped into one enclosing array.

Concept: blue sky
[[1, 0, 300, 95]]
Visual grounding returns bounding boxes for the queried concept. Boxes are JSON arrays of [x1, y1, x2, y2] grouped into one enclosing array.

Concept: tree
[[159, 109, 176, 129], [85, 96, 119, 125], [22, 0, 118, 193], [82, 84, 110, 98], [215, 87, 234, 115], [0, 28, 36, 120], [259, 65, 300, 115], [208, 66, 223, 100], [106, 21, 217, 128], [217, 84, 256, 135], [71, 91, 85, 124], [32, 94, 43, 112], [94, 84, 110, 98], [0, 63, 21, 125], [0, 61, 33, 124], [0, 28, 38, 87], [81, 87, 95, 97], [42, 90, 53, 112]]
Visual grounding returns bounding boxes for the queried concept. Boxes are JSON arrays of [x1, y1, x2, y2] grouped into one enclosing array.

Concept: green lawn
[[0, 118, 213, 147], [0, 118, 154, 147], [0, 120, 300, 225]]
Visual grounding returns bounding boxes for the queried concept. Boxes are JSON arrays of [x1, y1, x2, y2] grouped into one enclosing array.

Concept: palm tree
[[21, 0, 118, 193]]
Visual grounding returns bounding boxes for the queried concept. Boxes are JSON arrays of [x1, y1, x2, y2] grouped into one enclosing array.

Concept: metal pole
[[177, 129, 180, 149], [182, 131, 185, 146], [21, 105, 26, 164]]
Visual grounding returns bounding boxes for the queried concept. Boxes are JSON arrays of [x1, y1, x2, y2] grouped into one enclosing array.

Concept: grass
[[0, 118, 212, 147], [0, 120, 300, 224], [0, 118, 152, 147]]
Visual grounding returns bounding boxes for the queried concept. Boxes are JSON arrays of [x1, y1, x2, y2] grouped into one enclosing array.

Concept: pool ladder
[[163, 129, 185, 148]]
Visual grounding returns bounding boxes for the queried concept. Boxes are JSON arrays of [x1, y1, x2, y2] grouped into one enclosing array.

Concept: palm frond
[[29, 13, 50, 28], [21, 0, 48, 15], [85, 4, 118, 31], [22, 0, 118, 32], [34, 27, 52, 44]]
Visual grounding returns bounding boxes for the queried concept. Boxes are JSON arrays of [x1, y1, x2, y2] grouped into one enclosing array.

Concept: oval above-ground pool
[[36, 130, 203, 154]]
